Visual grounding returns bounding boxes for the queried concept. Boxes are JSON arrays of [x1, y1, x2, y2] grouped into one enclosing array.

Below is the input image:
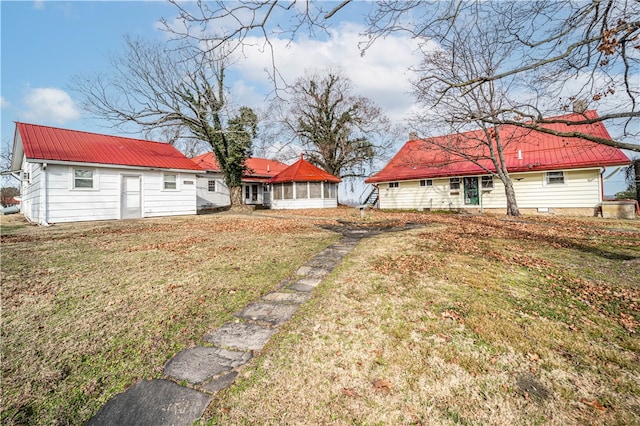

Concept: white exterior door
[[121, 175, 141, 219]]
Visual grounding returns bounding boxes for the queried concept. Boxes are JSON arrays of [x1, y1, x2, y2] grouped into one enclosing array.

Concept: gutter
[[26, 158, 203, 174]]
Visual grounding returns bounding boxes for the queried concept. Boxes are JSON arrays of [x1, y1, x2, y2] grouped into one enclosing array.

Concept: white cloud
[[22, 87, 81, 124], [228, 22, 428, 124], [0, 96, 9, 108]]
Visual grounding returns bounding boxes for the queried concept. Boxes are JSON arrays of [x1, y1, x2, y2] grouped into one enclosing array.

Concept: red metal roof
[[16, 122, 202, 171], [365, 111, 630, 183], [191, 153, 288, 180], [267, 155, 341, 184]]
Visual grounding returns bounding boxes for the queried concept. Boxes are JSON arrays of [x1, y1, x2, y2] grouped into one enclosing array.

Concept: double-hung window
[[420, 179, 433, 187], [546, 171, 565, 185], [207, 180, 216, 192], [449, 177, 461, 191], [163, 174, 177, 190], [481, 176, 494, 189], [74, 169, 94, 189]]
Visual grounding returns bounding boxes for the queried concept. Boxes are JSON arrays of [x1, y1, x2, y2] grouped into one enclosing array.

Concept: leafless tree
[[0, 139, 17, 190], [410, 14, 525, 216], [274, 70, 392, 179], [71, 36, 256, 206], [620, 157, 640, 202], [161, 0, 639, 152]]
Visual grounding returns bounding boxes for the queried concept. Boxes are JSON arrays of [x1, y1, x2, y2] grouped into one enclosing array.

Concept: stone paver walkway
[[85, 229, 369, 425]]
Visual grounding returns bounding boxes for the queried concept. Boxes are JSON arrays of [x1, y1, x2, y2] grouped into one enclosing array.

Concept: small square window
[[208, 180, 216, 192], [419, 179, 433, 187], [388, 182, 399, 188], [449, 177, 461, 190], [546, 171, 565, 185], [481, 176, 494, 189], [74, 169, 94, 189], [164, 174, 177, 190]]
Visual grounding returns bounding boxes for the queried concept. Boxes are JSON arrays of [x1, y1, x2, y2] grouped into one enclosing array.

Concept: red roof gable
[[16, 122, 202, 171], [267, 156, 341, 184], [365, 111, 630, 183], [191, 153, 288, 181]]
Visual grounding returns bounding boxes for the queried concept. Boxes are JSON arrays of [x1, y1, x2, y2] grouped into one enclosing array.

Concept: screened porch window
[[297, 182, 308, 199], [283, 182, 294, 199], [324, 182, 338, 198], [272, 184, 282, 200], [309, 182, 322, 198]]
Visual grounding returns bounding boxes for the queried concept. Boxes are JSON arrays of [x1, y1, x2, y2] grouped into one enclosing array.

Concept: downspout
[[599, 167, 605, 202], [41, 162, 50, 226]]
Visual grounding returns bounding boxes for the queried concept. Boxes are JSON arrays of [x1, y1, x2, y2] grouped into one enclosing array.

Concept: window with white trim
[[481, 176, 494, 189], [388, 182, 399, 188], [74, 169, 94, 189], [163, 174, 177, 190], [449, 177, 461, 191], [208, 180, 216, 192], [546, 171, 565, 185], [309, 182, 322, 198], [419, 179, 433, 187], [283, 182, 293, 199], [273, 184, 282, 200], [297, 182, 308, 199]]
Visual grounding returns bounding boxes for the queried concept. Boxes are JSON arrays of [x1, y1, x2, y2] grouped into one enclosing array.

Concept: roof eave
[[24, 158, 202, 173]]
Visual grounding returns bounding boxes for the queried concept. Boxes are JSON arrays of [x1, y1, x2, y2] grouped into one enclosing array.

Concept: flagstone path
[[85, 223, 390, 426]]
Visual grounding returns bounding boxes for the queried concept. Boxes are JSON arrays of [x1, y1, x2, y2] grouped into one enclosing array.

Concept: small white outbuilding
[[10, 122, 203, 224]]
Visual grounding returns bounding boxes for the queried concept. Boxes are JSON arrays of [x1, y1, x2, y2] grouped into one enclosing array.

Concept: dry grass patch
[[201, 213, 640, 425], [1, 213, 338, 425]]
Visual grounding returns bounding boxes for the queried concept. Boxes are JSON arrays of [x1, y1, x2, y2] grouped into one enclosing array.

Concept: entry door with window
[[121, 175, 142, 219], [463, 177, 479, 205]]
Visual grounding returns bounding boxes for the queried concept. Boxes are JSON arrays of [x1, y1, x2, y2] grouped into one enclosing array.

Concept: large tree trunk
[[503, 178, 520, 216], [229, 186, 243, 207]]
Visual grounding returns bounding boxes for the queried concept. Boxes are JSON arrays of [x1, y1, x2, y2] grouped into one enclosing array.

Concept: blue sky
[[0, 1, 632, 194], [0, 1, 417, 144], [1, 1, 180, 139]]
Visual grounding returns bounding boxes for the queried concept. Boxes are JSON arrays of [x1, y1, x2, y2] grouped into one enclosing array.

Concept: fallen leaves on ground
[[372, 378, 393, 393], [341, 387, 359, 398], [580, 398, 607, 411]]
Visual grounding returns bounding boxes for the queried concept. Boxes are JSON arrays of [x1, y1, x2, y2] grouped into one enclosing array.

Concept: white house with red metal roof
[[191, 153, 289, 209], [267, 155, 341, 210], [10, 123, 203, 224], [365, 111, 630, 215]]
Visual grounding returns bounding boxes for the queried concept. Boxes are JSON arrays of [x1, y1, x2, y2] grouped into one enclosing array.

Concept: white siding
[[270, 198, 338, 210], [20, 160, 42, 223], [379, 179, 463, 210], [378, 169, 602, 211], [196, 174, 230, 208], [142, 172, 197, 218], [24, 163, 197, 224]]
